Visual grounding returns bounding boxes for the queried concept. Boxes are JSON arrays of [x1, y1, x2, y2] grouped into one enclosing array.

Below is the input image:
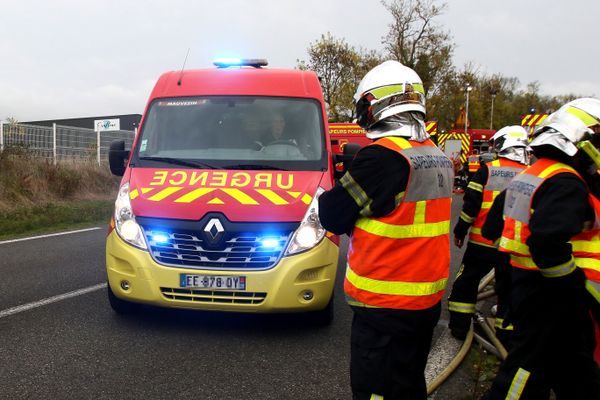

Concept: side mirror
[[108, 140, 130, 176], [333, 143, 361, 180]]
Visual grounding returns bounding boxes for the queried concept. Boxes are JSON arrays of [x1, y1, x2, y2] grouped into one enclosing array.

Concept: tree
[[427, 63, 479, 130], [299, 1, 583, 128], [5, 116, 19, 126], [298, 33, 382, 122], [337, 48, 382, 121], [381, 0, 455, 97]]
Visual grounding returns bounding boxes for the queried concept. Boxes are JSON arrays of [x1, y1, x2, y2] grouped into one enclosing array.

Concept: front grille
[[144, 229, 291, 270], [160, 287, 267, 305]]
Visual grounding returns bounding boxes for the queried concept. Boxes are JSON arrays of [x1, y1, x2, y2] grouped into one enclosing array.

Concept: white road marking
[[0, 283, 107, 319], [0, 227, 102, 245]]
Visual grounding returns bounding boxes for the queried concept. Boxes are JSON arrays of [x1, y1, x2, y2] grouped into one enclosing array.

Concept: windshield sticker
[[157, 100, 206, 107], [140, 139, 148, 152]]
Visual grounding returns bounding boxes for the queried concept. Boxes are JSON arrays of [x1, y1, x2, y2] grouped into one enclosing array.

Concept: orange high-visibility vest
[[499, 158, 578, 274], [345, 136, 454, 310], [499, 159, 600, 300], [571, 194, 600, 303], [468, 158, 527, 247], [468, 154, 481, 173]]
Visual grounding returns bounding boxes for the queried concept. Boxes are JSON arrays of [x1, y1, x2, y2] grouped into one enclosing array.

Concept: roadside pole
[[97, 130, 101, 166], [0, 121, 4, 152], [52, 123, 57, 165], [94, 118, 120, 166]]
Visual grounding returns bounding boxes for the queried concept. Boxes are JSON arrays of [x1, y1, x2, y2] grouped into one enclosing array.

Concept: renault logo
[[204, 218, 224, 243]]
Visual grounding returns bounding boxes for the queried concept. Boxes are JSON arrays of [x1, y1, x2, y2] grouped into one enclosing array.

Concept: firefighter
[[467, 150, 482, 175], [448, 125, 529, 344], [318, 60, 453, 399], [481, 98, 600, 399]]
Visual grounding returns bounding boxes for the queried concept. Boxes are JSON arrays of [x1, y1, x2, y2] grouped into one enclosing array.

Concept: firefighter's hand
[[454, 237, 464, 248]]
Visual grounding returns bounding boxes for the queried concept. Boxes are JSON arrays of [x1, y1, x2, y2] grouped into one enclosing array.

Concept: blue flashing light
[[152, 232, 170, 244], [213, 58, 268, 68], [213, 57, 242, 67], [261, 238, 280, 249]]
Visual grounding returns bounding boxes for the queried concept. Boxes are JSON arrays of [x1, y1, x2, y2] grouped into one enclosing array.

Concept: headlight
[[285, 187, 326, 255], [114, 182, 147, 250]]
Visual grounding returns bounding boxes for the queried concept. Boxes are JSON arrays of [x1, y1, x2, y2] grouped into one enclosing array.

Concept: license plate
[[180, 274, 246, 290]]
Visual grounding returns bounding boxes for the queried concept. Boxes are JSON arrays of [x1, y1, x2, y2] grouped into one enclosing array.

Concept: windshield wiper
[[138, 156, 219, 169], [222, 164, 288, 171]]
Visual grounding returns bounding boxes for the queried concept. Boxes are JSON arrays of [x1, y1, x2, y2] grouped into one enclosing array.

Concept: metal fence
[[0, 122, 136, 165]]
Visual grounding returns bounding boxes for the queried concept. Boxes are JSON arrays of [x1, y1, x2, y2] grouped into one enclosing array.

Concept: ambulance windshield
[[133, 96, 326, 171]]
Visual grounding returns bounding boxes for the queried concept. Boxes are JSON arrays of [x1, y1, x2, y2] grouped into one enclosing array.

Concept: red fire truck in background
[[329, 122, 491, 189], [329, 121, 438, 156], [330, 112, 549, 180], [435, 128, 495, 167]]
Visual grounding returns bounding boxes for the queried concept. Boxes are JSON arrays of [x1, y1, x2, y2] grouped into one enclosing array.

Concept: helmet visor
[[356, 82, 426, 129], [492, 136, 506, 153], [366, 83, 425, 100], [371, 91, 426, 119]]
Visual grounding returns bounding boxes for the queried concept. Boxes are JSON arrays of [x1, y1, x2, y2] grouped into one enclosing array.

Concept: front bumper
[[106, 231, 340, 313]]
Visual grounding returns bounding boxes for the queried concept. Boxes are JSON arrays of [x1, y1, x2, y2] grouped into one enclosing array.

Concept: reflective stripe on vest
[[345, 136, 453, 310], [346, 264, 448, 297], [499, 159, 581, 276], [502, 179, 600, 301], [572, 193, 600, 303], [468, 159, 526, 247]]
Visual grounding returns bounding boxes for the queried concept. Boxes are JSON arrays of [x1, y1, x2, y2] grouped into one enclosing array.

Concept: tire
[[107, 282, 138, 314]]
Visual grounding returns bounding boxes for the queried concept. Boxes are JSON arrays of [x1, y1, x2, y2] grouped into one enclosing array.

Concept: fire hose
[[426, 270, 507, 394]]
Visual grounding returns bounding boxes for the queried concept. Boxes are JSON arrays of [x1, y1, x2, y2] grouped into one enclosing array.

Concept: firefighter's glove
[[453, 220, 469, 248], [454, 237, 464, 248]]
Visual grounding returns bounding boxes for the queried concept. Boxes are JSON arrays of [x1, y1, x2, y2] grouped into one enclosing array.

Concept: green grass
[[465, 344, 501, 398], [0, 200, 114, 240], [0, 149, 119, 240]]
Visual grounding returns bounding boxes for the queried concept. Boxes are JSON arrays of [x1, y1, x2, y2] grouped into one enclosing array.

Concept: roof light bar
[[213, 58, 269, 68]]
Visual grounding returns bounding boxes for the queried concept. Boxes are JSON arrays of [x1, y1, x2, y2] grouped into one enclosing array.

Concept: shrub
[[0, 153, 118, 209]]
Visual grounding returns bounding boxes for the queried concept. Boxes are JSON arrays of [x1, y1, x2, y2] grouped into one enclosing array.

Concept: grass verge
[[464, 344, 501, 399], [0, 200, 114, 241]]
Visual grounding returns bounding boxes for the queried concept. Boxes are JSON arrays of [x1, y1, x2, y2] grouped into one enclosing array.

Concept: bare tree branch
[[381, 0, 454, 96]]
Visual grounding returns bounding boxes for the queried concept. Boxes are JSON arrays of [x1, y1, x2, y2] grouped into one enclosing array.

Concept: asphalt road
[[0, 197, 466, 400]]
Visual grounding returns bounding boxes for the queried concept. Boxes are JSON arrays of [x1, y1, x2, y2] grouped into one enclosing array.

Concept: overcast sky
[[1, 0, 598, 121]]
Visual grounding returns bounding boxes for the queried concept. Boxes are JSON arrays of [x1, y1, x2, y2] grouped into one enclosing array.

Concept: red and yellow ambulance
[[106, 59, 340, 323]]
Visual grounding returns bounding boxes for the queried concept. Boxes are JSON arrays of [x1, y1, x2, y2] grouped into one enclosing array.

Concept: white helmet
[[491, 125, 528, 153], [354, 60, 426, 136], [490, 125, 529, 164], [530, 97, 600, 156]]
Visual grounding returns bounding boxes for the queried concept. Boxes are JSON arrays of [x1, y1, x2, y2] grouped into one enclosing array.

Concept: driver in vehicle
[[265, 112, 297, 145]]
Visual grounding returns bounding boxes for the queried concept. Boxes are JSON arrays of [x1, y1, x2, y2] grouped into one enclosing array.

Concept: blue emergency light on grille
[[151, 232, 170, 244], [143, 229, 290, 270], [261, 238, 280, 249]]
